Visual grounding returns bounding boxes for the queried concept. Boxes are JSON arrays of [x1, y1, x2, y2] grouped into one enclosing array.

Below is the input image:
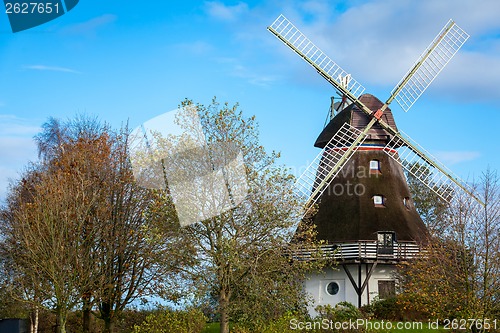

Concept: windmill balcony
[[294, 240, 423, 263]]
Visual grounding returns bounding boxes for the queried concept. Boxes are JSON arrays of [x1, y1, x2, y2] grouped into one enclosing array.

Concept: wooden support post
[[342, 262, 379, 308]]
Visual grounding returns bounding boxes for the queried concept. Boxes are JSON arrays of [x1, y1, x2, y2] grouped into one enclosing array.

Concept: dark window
[[378, 280, 396, 299], [326, 282, 339, 295]]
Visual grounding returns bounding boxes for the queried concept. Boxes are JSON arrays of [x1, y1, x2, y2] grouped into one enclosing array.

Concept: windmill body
[[267, 14, 482, 315], [304, 94, 428, 314], [313, 94, 428, 244]]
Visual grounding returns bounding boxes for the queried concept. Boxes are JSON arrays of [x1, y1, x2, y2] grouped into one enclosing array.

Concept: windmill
[[267, 15, 483, 311]]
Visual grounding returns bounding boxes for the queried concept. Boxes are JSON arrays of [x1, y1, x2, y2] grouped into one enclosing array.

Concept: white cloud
[[61, 14, 117, 36], [217, 57, 278, 87], [24, 65, 81, 74], [231, 64, 278, 87], [0, 115, 41, 135], [204, 1, 249, 21], [0, 115, 40, 203], [434, 151, 481, 166], [266, 0, 500, 101], [175, 40, 214, 55]]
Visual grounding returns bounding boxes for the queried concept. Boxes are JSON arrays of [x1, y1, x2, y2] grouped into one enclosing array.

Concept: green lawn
[[203, 321, 450, 332], [202, 322, 221, 333]]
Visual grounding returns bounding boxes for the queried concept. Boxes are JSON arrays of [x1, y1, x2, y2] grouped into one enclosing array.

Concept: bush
[[232, 312, 323, 333], [369, 297, 401, 321], [133, 307, 206, 333], [315, 302, 362, 322], [362, 296, 423, 321], [315, 302, 365, 333]]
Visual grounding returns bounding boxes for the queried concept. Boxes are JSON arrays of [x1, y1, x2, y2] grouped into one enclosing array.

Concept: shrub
[[315, 302, 362, 322], [315, 302, 365, 333], [369, 297, 401, 321], [233, 311, 323, 333], [133, 307, 206, 333]]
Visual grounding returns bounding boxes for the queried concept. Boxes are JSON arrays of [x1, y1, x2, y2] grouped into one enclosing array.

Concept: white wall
[[304, 263, 396, 317]]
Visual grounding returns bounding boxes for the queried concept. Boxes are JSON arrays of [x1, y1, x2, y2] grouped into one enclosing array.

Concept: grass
[[202, 322, 220, 333], [369, 323, 448, 332], [203, 321, 450, 332]]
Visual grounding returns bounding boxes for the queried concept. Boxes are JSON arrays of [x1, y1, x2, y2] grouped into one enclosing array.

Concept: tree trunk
[[103, 318, 116, 333], [219, 288, 230, 333], [30, 307, 38, 333], [101, 302, 116, 333], [55, 310, 67, 333], [82, 296, 91, 333]]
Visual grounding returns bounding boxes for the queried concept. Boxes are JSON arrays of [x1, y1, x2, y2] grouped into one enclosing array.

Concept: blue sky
[[0, 0, 499, 202]]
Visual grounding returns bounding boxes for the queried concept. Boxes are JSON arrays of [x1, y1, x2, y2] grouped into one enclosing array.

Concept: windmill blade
[[388, 20, 469, 112], [295, 123, 367, 215], [383, 130, 484, 206], [268, 14, 365, 101]]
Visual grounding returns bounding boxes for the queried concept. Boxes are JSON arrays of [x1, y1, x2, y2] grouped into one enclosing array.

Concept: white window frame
[[373, 195, 385, 206], [369, 160, 380, 171]]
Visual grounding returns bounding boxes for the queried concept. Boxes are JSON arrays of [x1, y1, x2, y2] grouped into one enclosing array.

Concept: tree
[[0, 116, 179, 333], [153, 99, 321, 333], [399, 168, 500, 325], [92, 127, 179, 333], [405, 163, 449, 235], [1, 151, 104, 333]]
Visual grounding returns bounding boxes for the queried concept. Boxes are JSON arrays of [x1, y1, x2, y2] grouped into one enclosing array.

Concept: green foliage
[[201, 322, 220, 333], [362, 297, 402, 321], [133, 307, 206, 333], [233, 312, 319, 333], [405, 162, 448, 235], [260, 312, 303, 333], [168, 98, 325, 333], [314, 302, 367, 333], [316, 302, 363, 322]]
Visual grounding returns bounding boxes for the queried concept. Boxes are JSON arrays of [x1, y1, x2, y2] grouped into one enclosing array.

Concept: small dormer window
[[370, 160, 380, 170], [373, 195, 385, 207], [369, 160, 381, 175], [403, 197, 411, 209]]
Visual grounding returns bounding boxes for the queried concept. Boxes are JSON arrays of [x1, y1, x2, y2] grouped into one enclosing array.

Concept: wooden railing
[[294, 240, 422, 261]]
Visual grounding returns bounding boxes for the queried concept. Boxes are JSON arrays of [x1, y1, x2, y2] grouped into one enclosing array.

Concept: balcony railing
[[294, 240, 422, 261]]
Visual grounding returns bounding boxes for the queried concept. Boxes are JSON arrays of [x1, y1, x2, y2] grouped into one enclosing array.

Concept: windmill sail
[[295, 123, 367, 215], [268, 14, 483, 213], [268, 14, 365, 101], [388, 20, 469, 112], [384, 130, 484, 205]]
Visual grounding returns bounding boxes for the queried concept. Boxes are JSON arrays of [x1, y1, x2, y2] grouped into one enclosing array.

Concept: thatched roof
[[312, 149, 428, 243], [309, 94, 428, 244]]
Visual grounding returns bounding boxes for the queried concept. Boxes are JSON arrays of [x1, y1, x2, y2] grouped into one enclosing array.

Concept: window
[[378, 280, 396, 299], [377, 231, 396, 255], [369, 160, 381, 175], [326, 282, 339, 295], [403, 197, 411, 209], [370, 160, 380, 170], [373, 195, 385, 207]]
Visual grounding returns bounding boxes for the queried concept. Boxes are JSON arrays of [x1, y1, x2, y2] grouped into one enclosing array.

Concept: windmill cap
[[315, 94, 399, 148]]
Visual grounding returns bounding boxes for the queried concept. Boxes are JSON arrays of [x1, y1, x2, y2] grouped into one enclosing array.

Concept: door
[[377, 231, 395, 255]]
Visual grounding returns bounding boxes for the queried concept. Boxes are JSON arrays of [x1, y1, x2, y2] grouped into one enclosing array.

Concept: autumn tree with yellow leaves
[[398, 169, 500, 326], [0, 116, 179, 333]]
